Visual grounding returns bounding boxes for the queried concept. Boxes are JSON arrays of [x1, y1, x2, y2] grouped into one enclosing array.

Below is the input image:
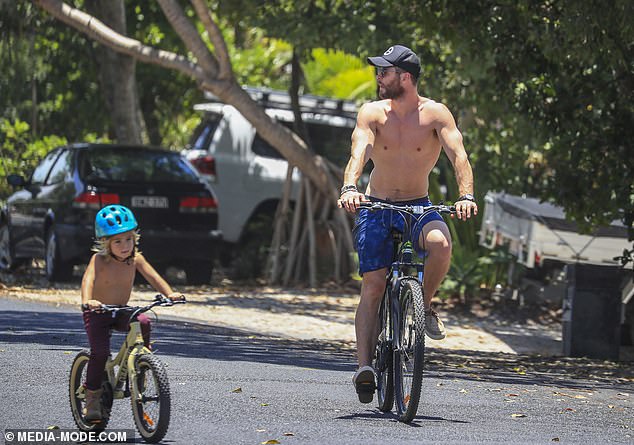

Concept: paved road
[[0, 298, 632, 444]]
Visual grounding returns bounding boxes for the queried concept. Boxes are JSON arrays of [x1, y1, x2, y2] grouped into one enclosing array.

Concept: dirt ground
[[0, 268, 563, 356]]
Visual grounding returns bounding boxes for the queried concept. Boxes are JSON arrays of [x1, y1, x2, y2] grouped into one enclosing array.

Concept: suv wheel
[[185, 261, 213, 285], [45, 228, 73, 282]]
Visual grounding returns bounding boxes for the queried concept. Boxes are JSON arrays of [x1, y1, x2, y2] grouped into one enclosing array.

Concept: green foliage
[[304, 49, 375, 99], [0, 118, 67, 199], [0, 2, 110, 141], [413, 0, 634, 238], [439, 242, 483, 301]]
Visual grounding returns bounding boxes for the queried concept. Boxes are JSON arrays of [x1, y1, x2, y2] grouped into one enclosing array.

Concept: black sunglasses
[[375, 67, 404, 77]]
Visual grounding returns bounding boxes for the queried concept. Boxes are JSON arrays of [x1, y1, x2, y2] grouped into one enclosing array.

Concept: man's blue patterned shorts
[[353, 195, 445, 275]]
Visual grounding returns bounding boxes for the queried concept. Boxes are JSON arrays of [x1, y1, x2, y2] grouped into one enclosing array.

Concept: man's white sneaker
[[352, 365, 376, 404], [425, 308, 446, 340]]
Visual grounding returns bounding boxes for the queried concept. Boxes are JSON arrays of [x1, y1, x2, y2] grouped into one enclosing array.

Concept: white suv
[[182, 87, 357, 269]]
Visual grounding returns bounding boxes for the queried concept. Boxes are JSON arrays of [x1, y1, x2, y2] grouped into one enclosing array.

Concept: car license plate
[[131, 196, 169, 208]]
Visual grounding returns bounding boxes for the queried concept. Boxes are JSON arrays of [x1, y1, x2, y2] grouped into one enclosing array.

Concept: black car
[[0, 143, 221, 284]]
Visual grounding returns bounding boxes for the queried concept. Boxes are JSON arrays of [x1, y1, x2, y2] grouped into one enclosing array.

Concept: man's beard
[[378, 81, 405, 100]]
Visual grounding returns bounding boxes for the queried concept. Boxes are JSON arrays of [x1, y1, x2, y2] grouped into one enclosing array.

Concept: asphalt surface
[[1, 297, 633, 444]]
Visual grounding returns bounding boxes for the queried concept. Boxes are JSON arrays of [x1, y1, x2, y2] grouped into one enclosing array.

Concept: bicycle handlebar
[[82, 294, 186, 320], [357, 201, 456, 215]]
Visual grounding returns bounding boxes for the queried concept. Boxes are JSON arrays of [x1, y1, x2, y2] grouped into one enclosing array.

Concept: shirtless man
[[81, 205, 184, 422], [337, 44, 478, 403]]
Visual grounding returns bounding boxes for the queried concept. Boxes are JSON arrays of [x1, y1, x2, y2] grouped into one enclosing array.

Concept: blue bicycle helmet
[[95, 205, 138, 238]]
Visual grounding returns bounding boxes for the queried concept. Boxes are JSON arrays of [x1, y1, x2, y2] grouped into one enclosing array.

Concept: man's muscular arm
[[338, 103, 374, 212], [432, 102, 478, 220]]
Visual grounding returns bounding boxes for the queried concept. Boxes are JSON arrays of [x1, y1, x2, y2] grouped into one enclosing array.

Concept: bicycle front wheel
[[393, 278, 425, 423], [374, 287, 394, 412], [130, 354, 171, 443]]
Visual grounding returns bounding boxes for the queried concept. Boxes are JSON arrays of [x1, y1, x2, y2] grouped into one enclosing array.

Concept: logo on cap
[[383, 46, 394, 56]]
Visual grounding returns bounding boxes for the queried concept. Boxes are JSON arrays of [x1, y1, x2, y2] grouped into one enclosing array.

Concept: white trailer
[[479, 191, 629, 270]]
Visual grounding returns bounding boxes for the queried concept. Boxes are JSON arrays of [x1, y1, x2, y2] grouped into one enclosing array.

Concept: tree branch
[[190, 0, 232, 80], [35, 0, 204, 81], [157, 0, 219, 76]]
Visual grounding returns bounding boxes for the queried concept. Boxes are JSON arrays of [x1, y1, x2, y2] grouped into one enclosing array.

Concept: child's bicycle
[[69, 294, 186, 443], [358, 201, 455, 423]]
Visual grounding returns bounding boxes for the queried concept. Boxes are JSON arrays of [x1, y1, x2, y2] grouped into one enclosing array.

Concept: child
[[81, 204, 184, 423]]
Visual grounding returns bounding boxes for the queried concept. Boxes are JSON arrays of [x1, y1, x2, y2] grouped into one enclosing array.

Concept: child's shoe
[[84, 388, 104, 423]]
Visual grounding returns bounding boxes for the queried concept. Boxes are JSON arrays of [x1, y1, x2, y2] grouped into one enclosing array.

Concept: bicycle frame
[[108, 319, 151, 400], [74, 317, 150, 403]]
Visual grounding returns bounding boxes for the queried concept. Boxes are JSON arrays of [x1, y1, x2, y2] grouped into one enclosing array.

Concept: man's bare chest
[[374, 118, 438, 153]]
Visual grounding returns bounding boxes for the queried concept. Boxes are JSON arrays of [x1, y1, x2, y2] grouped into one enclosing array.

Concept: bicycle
[[358, 201, 455, 423], [69, 294, 186, 443]]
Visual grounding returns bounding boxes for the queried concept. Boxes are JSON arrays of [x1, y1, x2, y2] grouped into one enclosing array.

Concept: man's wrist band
[[457, 193, 476, 202], [340, 184, 358, 196]]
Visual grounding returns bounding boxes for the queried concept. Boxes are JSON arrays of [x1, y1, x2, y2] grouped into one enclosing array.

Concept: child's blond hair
[[92, 230, 141, 257]]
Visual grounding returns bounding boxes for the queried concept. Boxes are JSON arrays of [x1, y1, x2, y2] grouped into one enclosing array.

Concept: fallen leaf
[[261, 403, 269, 407], [283, 432, 295, 436], [47, 426, 59, 430], [511, 413, 527, 418], [261, 441, 280, 445], [256, 429, 266, 432], [505, 393, 519, 397], [573, 395, 587, 399], [459, 389, 468, 394], [560, 408, 575, 413], [608, 405, 615, 409], [231, 387, 243, 393], [552, 438, 560, 442], [617, 393, 630, 397], [63, 351, 72, 355]]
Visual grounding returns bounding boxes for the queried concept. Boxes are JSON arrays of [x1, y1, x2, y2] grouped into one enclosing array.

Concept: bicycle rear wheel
[[68, 350, 109, 432], [130, 354, 171, 443], [374, 287, 394, 412], [393, 278, 425, 423]]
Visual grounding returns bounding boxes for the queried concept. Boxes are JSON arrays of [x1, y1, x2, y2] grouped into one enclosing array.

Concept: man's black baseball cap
[[367, 44, 421, 78]]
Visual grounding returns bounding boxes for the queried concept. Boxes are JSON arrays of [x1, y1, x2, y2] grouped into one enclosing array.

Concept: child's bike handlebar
[[82, 294, 186, 321]]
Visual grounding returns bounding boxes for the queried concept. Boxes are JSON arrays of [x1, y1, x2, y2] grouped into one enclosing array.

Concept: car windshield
[[79, 147, 200, 184]]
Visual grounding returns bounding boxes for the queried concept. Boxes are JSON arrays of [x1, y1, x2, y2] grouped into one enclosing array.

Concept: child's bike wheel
[[393, 278, 425, 423], [375, 289, 394, 412], [68, 350, 108, 432], [130, 354, 171, 443]]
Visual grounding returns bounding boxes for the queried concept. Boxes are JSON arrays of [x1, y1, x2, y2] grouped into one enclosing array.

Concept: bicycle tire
[[393, 278, 425, 423], [375, 286, 394, 412], [130, 354, 171, 443], [68, 350, 108, 432]]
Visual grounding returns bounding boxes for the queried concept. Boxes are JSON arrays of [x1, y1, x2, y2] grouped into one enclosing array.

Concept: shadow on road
[[1, 308, 632, 391], [0, 308, 354, 372], [336, 410, 470, 426]]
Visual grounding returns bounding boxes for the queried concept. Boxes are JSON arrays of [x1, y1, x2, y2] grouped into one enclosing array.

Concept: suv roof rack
[[200, 86, 358, 119]]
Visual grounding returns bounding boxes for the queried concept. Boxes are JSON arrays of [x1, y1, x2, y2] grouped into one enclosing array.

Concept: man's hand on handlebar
[[337, 191, 369, 213], [453, 199, 478, 221]]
